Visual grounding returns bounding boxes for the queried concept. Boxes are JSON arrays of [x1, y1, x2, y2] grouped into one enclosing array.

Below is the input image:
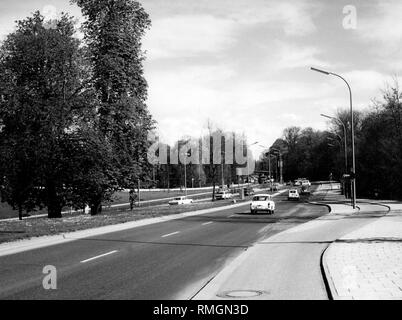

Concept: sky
[[1, 0, 401, 155]]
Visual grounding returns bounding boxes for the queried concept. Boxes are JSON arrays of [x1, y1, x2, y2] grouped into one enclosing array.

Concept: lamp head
[[311, 67, 330, 75]]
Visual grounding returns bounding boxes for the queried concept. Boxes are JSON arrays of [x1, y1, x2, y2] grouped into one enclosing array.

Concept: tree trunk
[[48, 201, 62, 218], [47, 182, 62, 219], [90, 195, 102, 215], [18, 204, 23, 221]]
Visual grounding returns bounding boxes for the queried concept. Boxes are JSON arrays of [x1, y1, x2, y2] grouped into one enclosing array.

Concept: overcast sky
[[1, 0, 401, 152]]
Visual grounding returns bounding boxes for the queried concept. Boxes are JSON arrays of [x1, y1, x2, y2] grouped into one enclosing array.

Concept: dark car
[[300, 185, 311, 195], [244, 187, 255, 196]]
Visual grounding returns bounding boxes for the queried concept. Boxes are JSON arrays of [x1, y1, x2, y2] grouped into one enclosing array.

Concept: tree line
[[262, 81, 402, 200], [149, 127, 253, 200], [0, 0, 154, 219]]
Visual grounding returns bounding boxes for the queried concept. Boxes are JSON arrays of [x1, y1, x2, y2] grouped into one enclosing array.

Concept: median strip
[[80, 250, 118, 263]]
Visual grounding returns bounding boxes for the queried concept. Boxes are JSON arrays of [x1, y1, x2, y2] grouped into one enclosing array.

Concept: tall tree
[[0, 12, 89, 218], [72, 0, 154, 214], [357, 82, 402, 199]]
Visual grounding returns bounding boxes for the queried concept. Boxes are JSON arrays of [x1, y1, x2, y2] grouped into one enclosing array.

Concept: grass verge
[[0, 189, 213, 220], [0, 198, 245, 244]]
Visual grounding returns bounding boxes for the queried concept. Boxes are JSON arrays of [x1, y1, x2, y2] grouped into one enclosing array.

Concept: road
[[0, 190, 329, 300]]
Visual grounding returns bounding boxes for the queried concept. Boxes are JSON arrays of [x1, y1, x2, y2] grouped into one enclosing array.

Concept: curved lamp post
[[312, 67, 356, 209]]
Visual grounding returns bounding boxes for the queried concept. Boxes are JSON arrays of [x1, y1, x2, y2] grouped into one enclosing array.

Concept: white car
[[168, 196, 194, 205], [288, 189, 300, 201], [215, 191, 233, 200], [301, 180, 311, 187], [250, 194, 275, 214]]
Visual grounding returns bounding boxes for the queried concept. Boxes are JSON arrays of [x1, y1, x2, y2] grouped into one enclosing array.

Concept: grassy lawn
[[0, 198, 242, 244], [0, 188, 213, 220], [0, 202, 50, 220], [110, 188, 212, 205]]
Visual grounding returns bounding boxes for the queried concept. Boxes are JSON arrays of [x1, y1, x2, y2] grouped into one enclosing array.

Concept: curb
[[307, 201, 332, 213], [0, 189, 288, 257], [358, 201, 391, 212], [307, 200, 361, 215], [320, 243, 339, 300]]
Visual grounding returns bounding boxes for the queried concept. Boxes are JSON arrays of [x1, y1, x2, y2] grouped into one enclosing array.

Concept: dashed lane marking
[[161, 231, 180, 238], [80, 250, 118, 263]]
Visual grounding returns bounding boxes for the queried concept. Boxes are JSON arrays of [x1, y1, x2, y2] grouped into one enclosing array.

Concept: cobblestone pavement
[[325, 242, 402, 299], [313, 183, 402, 299]]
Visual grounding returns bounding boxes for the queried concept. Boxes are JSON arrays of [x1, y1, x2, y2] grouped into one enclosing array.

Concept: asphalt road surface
[[0, 191, 329, 300]]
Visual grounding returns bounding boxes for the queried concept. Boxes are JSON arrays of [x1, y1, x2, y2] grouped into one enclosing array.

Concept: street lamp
[[221, 149, 225, 189], [183, 149, 191, 197], [270, 147, 283, 184], [259, 145, 275, 187], [312, 67, 356, 209]]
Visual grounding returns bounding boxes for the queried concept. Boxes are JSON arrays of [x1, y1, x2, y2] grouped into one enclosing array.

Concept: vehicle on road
[[168, 196, 194, 205], [215, 190, 233, 200], [300, 185, 311, 195], [270, 183, 279, 191], [294, 179, 302, 186], [301, 179, 311, 187], [244, 187, 255, 196], [288, 189, 300, 201], [250, 194, 275, 214]]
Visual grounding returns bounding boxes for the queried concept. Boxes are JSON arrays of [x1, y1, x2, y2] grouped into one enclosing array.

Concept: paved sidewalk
[[323, 203, 402, 299], [194, 182, 395, 300], [308, 183, 360, 215]]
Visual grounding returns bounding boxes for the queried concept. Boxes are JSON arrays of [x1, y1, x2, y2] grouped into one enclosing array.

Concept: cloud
[[142, 0, 319, 60], [357, 0, 402, 55], [272, 43, 330, 70], [276, 113, 302, 122], [267, 1, 318, 36], [225, 0, 318, 36], [145, 60, 337, 145], [143, 14, 236, 60], [310, 70, 393, 113], [344, 70, 388, 92]]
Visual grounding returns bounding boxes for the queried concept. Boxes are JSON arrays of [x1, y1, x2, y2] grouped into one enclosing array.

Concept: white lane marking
[[161, 231, 180, 238], [80, 250, 118, 263], [202, 221, 213, 225]]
